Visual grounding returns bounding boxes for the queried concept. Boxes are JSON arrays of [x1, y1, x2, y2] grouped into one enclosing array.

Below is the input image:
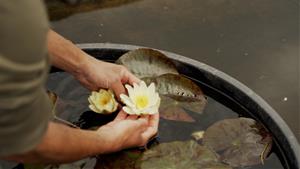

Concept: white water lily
[[88, 89, 118, 114], [120, 81, 160, 115]]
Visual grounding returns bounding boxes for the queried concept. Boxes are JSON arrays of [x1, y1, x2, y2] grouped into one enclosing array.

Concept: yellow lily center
[[99, 92, 111, 105], [135, 95, 149, 109]]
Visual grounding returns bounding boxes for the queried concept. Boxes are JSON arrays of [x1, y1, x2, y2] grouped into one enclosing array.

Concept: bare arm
[[3, 111, 158, 163], [47, 30, 88, 77], [1, 30, 158, 163], [47, 30, 139, 97], [4, 122, 112, 163]]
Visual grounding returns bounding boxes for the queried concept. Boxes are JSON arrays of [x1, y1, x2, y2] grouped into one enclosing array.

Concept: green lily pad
[[143, 74, 207, 122], [138, 140, 232, 169], [116, 48, 178, 78], [203, 118, 273, 167]]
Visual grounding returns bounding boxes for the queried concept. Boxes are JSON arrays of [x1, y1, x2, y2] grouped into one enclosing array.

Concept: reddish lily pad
[[116, 48, 178, 78], [138, 140, 232, 169], [203, 118, 273, 167], [159, 95, 196, 122]]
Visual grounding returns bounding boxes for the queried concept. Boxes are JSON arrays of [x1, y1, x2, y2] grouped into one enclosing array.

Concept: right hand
[[96, 110, 159, 152]]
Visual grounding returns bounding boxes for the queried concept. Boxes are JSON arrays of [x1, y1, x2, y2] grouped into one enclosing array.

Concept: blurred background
[[46, 0, 299, 141]]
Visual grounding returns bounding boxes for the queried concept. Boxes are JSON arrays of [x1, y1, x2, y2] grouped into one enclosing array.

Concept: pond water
[[37, 71, 285, 169]]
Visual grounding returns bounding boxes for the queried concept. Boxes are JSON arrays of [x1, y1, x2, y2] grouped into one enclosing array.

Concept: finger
[[141, 114, 159, 140], [149, 114, 160, 129], [79, 77, 98, 91], [111, 80, 126, 100], [137, 115, 150, 125], [114, 110, 127, 121], [122, 69, 141, 85], [127, 115, 139, 120]]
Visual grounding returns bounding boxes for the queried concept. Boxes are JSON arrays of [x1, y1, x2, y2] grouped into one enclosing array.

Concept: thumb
[[111, 80, 126, 100], [121, 69, 141, 85]]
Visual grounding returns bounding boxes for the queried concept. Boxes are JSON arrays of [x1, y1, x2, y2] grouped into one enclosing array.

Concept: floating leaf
[[138, 140, 232, 169], [143, 74, 205, 101], [203, 118, 272, 167], [45, 158, 97, 169], [95, 150, 143, 169], [116, 48, 178, 78], [143, 74, 207, 122]]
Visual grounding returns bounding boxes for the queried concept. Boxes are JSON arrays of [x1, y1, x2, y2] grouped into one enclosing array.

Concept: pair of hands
[[74, 56, 159, 150]]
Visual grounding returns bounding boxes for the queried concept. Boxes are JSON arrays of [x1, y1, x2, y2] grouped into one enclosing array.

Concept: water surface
[[46, 71, 285, 169]]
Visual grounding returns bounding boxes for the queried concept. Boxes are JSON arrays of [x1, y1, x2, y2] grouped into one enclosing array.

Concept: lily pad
[[143, 74, 207, 122], [159, 95, 196, 122], [143, 74, 205, 100], [116, 48, 178, 78], [203, 118, 273, 167], [95, 150, 143, 169], [46, 158, 97, 169], [47, 90, 80, 128], [138, 140, 232, 169]]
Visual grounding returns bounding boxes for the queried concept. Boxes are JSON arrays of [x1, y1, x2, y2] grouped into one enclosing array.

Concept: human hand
[[96, 110, 159, 152], [75, 56, 140, 98]]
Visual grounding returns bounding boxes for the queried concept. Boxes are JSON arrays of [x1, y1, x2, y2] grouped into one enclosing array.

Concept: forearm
[[47, 30, 91, 76], [3, 122, 117, 163]]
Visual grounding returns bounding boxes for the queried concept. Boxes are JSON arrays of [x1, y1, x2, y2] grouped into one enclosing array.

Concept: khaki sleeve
[[0, 0, 52, 156], [0, 54, 52, 156]]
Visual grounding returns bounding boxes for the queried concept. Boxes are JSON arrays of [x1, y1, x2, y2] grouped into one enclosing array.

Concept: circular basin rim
[[77, 42, 300, 162]]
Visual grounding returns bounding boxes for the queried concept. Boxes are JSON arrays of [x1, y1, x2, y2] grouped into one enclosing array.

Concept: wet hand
[[75, 56, 140, 99], [96, 110, 159, 152]]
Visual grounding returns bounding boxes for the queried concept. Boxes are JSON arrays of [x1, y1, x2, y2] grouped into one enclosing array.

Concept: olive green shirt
[[0, 0, 52, 156]]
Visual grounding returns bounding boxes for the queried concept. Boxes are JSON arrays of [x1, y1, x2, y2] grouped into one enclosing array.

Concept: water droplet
[[283, 97, 288, 101], [163, 6, 169, 10], [259, 75, 266, 80], [216, 48, 221, 53], [281, 38, 287, 43], [244, 52, 249, 56], [100, 23, 104, 27], [98, 34, 102, 37]]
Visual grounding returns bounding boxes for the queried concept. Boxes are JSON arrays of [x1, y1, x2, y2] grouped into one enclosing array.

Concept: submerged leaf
[[139, 140, 232, 169], [203, 118, 273, 167], [159, 95, 195, 122], [116, 48, 178, 78]]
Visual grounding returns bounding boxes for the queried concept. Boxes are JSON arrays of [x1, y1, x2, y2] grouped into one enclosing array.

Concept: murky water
[[43, 71, 284, 169]]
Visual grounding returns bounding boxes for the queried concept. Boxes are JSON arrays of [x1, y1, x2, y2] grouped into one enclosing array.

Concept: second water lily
[[88, 89, 118, 114], [120, 81, 160, 115]]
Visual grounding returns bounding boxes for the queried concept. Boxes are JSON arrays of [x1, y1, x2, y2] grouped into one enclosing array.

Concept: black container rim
[[77, 43, 300, 167]]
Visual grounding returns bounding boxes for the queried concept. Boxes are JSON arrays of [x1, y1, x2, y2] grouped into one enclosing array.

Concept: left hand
[[74, 56, 140, 98]]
